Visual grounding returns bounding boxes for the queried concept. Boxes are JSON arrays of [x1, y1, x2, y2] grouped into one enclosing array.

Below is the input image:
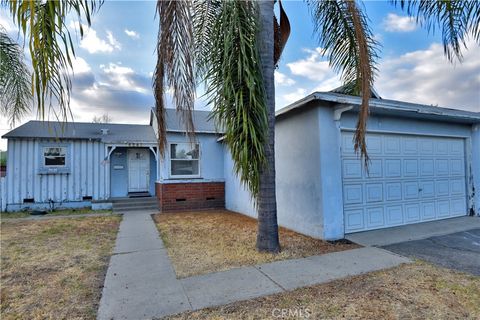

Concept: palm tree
[[154, 0, 480, 253], [0, 30, 32, 126], [2, 0, 479, 253], [1, 0, 100, 121]]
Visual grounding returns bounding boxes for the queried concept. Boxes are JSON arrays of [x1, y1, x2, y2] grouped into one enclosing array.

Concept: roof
[[161, 108, 219, 133], [276, 92, 480, 124], [2, 121, 157, 144]]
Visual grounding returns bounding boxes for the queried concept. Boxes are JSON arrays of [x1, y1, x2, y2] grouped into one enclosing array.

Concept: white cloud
[[71, 57, 91, 74], [71, 21, 121, 54], [124, 29, 140, 39], [383, 13, 417, 32], [106, 30, 121, 50], [286, 48, 336, 82], [275, 71, 295, 86], [100, 63, 149, 93], [282, 88, 308, 105], [377, 41, 480, 112]]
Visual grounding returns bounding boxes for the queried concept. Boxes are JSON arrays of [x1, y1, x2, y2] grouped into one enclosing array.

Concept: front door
[[128, 149, 150, 192]]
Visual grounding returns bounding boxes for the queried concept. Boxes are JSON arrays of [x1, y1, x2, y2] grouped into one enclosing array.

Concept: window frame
[[43, 146, 67, 167], [169, 142, 201, 178], [38, 143, 71, 174]]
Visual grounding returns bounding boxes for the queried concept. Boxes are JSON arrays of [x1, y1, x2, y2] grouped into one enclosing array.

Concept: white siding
[[5, 138, 109, 207]]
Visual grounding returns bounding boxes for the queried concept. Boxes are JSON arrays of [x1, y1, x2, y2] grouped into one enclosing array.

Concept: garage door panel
[[403, 137, 418, 154], [366, 159, 382, 178], [384, 136, 401, 154], [419, 159, 435, 176], [435, 159, 449, 175], [386, 205, 403, 225], [435, 180, 450, 197], [405, 203, 421, 222], [366, 183, 383, 203], [419, 181, 435, 198], [435, 140, 449, 155], [404, 181, 420, 199], [343, 159, 362, 179], [385, 159, 401, 178], [437, 200, 450, 218], [366, 207, 384, 228], [342, 132, 467, 233], [403, 159, 418, 176], [345, 208, 364, 232], [385, 182, 402, 201], [451, 198, 466, 216], [422, 202, 436, 220], [450, 159, 464, 175], [450, 179, 465, 196], [343, 184, 363, 205]]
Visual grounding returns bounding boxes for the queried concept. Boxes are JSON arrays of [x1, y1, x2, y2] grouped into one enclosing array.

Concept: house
[[224, 92, 480, 240], [2, 92, 479, 241], [1, 109, 225, 212]]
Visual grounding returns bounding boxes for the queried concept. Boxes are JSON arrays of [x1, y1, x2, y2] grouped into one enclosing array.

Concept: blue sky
[[1, 0, 479, 149]]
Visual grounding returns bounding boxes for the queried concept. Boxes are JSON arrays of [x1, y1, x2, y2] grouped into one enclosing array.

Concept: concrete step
[[113, 201, 158, 209], [113, 205, 159, 212], [111, 197, 157, 205]]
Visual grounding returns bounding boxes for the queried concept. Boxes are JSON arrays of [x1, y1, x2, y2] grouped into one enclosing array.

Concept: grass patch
[[166, 262, 480, 319], [1, 216, 121, 319], [153, 210, 359, 278], [0, 208, 112, 219]]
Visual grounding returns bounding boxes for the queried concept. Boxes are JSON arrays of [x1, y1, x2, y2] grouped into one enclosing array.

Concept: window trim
[[38, 143, 71, 174], [169, 142, 201, 178], [43, 146, 67, 168]]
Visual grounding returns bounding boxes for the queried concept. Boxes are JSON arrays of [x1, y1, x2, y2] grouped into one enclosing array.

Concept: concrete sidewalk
[[97, 211, 410, 320]]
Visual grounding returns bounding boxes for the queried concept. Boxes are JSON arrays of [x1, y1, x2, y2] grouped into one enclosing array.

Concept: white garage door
[[342, 131, 467, 233]]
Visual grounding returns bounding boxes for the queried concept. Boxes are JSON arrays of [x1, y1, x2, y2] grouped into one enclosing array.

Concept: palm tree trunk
[[256, 0, 280, 253]]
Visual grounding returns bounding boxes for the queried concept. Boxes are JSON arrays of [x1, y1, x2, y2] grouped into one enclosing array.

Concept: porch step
[[111, 196, 158, 212], [113, 204, 159, 212]]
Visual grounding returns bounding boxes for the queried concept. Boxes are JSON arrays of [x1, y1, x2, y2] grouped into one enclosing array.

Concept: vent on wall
[[176, 198, 186, 202], [83, 196, 93, 201], [23, 198, 34, 203], [206, 197, 215, 201]]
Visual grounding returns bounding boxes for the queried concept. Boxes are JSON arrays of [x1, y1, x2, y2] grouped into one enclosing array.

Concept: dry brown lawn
[[0, 215, 121, 320], [166, 262, 480, 320], [153, 210, 359, 278]]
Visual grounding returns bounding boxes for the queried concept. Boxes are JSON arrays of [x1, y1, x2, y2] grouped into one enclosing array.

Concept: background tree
[[92, 114, 113, 124]]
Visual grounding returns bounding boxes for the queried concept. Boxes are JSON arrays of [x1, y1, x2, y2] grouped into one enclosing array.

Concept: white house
[[2, 92, 480, 240]]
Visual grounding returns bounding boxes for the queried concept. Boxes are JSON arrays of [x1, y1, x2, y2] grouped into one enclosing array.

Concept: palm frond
[[392, 0, 480, 61], [307, 0, 379, 165], [154, 0, 196, 156], [1, 0, 101, 122], [0, 30, 32, 126], [202, 0, 267, 197]]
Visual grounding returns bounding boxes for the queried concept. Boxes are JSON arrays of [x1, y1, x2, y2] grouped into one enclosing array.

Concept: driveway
[[382, 229, 480, 275]]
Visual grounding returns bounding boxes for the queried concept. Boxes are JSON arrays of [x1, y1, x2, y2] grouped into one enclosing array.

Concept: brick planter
[[156, 181, 225, 212]]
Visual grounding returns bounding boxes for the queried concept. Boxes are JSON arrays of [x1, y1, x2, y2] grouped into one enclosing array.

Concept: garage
[[342, 131, 467, 233]]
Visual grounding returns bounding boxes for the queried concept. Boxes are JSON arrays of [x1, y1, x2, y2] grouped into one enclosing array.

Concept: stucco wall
[[223, 147, 256, 217], [275, 105, 324, 238], [158, 132, 224, 183]]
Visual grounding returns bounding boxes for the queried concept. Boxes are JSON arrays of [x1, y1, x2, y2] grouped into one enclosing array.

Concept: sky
[[1, 0, 479, 150]]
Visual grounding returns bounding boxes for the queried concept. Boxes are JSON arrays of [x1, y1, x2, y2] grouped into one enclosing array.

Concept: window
[[170, 143, 200, 177], [43, 147, 66, 167]]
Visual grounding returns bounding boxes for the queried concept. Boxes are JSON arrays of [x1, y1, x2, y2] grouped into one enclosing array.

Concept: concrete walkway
[[98, 211, 411, 320]]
